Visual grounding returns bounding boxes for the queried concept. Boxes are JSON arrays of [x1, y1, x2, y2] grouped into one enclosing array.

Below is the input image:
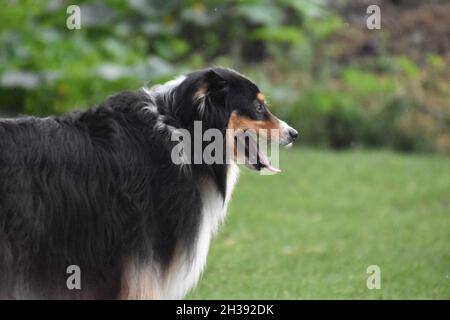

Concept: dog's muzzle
[[278, 119, 298, 147]]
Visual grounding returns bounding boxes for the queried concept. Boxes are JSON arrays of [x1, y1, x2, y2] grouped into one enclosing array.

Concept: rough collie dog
[[0, 67, 297, 299]]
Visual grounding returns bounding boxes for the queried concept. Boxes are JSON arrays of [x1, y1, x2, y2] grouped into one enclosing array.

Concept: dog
[[0, 67, 297, 299]]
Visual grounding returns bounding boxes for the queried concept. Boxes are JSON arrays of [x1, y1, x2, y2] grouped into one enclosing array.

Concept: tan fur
[[226, 111, 282, 160], [256, 92, 265, 103], [227, 111, 281, 139], [119, 258, 162, 300], [194, 86, 207, 99]]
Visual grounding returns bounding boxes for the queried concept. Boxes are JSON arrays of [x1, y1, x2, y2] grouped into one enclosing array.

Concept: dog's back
[[0, 115, 129, 298], [0, 94, 203, 299]]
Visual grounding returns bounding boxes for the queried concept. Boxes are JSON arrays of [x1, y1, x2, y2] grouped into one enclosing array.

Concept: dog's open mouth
[[235, 132, 280, 173]]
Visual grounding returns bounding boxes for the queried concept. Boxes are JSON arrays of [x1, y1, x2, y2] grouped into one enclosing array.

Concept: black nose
[[289, 128, 298, 141]]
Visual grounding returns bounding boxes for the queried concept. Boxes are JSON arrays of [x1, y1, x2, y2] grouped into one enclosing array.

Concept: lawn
[[188, 148, 450, 299]]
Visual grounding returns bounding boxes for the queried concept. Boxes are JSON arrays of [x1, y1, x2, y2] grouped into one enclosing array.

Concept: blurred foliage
[[0, 0, 449, 153]]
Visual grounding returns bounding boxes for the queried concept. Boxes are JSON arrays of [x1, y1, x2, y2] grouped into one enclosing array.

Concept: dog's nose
[[289, 128, 298, 141]]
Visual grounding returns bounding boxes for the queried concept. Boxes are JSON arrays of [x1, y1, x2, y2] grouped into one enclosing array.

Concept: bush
[[287, 89, 363, 149], [285, 56, 450, 154]]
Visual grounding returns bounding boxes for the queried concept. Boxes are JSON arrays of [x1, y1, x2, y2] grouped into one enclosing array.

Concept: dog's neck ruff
[[160, 161, 239, 299], [139, 78, 241, 299], [142, 75, 186, 114]]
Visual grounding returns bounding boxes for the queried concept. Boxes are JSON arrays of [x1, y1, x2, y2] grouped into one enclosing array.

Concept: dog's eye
[[255, 103, 264, 113]]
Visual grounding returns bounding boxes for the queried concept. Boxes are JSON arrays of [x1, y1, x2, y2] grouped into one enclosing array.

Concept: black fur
[[0, 68, 265, 299]]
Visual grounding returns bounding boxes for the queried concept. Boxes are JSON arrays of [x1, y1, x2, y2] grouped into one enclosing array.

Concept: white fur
[[143, 76, 186, 134], [142, 75, 186, 104], [154, 115, 168, 132], [160, 162, 239, 299], [145, 105, 158, 114], [195, 94, 207, 117], [141, 75, 241, 299], [277, 118, 296, 145]]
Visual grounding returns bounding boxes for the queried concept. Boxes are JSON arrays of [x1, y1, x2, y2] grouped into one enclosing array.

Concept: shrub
[[285, 56, 450, 154], [287, 89, 363, 149]]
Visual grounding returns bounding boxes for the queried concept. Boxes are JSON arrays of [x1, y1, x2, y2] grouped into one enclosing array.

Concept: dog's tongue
[[257, 147, 281, 173], [246, 135, 281, 174]]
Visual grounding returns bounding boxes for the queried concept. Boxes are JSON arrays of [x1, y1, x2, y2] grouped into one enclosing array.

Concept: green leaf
[[237, 3, 285, 26]]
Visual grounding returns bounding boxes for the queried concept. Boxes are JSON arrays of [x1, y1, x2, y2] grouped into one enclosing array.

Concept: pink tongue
[[245, 135, 281, 174], [257, 148, 281, 173]]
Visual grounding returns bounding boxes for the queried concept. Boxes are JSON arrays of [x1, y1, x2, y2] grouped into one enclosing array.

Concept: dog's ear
[[194, 69, 228, 110], [203, 69, 228, 92], [192, 69, 229, 120]]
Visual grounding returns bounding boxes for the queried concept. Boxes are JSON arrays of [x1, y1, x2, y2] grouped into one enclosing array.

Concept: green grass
[[188, 148, 450, 299]]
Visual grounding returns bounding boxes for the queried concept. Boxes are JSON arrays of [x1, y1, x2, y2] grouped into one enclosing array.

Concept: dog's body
[[0, 68, 297, 299]]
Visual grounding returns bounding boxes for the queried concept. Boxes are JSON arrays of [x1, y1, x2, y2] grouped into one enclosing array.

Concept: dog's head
[[172, 67, 298, 173]]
